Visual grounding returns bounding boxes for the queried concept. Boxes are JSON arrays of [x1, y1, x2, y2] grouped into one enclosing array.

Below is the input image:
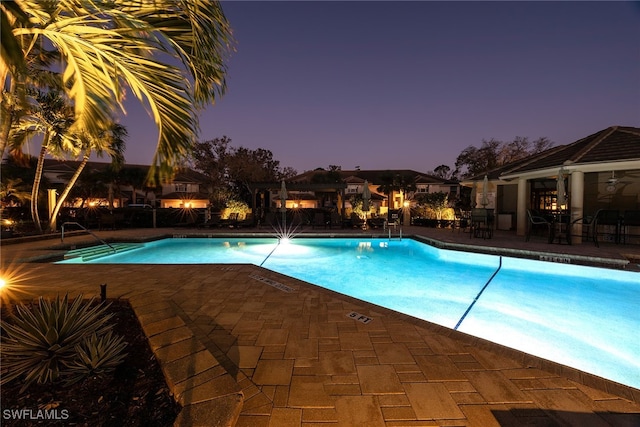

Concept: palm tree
[[1, 0, 233, 182], [47, 123, 127, 232], [376, 172, 417, 222], [8, 89, 77, 232], [119, 167, 149, 207]]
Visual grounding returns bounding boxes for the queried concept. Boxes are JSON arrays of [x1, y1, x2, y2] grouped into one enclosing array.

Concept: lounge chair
[[367, 216, 385, 229], [236, 213, 256, 228], [525, 209, 552, 243], [198, 213, 222, 228], [220, 212, 239, 228]]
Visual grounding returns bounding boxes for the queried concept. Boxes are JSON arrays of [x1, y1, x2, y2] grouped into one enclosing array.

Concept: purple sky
[[118, 1, 640, 174]]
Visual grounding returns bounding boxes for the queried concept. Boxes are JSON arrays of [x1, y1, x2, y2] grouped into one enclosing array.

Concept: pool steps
[[64, 243, 143, 261]]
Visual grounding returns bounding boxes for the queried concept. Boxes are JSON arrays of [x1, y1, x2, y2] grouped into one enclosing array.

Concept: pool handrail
[[61, 221, 116, 252]]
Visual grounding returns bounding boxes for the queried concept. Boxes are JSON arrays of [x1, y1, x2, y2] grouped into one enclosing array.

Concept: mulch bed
[[1, 300, 181, 426]]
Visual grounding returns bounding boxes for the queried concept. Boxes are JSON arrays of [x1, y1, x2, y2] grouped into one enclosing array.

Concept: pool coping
[[9, 231, 636, 271]]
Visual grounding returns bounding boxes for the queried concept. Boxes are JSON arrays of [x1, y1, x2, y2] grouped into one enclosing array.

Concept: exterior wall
[[583, 171, 640, 215], [161, 199, 208, 209], [161, 182, 200, 195]]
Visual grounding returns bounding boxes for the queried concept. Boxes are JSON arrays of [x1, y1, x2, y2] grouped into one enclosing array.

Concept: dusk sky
[[118, 1, 640, 174]]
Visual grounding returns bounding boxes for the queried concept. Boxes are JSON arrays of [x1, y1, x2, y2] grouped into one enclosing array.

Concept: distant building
[[250, 169, 458, 219], [42, 160, 210, 209]]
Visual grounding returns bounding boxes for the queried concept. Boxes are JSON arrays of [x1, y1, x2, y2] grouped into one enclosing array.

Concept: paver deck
[[1, 226, 639, 426]]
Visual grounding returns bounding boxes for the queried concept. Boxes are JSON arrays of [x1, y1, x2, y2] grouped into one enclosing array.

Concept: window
[[175, 183, 187, 192], [416, 185, 429, 193], [347, 187, 359, 193]]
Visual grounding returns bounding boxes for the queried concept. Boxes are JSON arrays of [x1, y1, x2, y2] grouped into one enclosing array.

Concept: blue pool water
[[59, 237, 640, 389]]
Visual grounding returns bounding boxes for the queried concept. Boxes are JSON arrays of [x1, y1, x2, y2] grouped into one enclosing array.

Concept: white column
[[570, 170, 585, 244], [516, 178, 528, 236], [48, 189, 57, 232]]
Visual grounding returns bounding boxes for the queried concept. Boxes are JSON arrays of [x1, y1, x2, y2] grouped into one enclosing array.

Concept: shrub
[[63, 330, 128, 386], [0, 294, 128, 392]]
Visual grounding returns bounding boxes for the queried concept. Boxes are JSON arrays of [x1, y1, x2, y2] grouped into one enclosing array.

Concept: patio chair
[[350, 212, 365, 229], [330, 211, 343, 229], [470, 208, 492, 239], [622, 210, 640, 244], [569, 213, 595, 242], [525, 209, 552, 243], [452, 209, 470, 233], [592, 209, 621, 247], [312, 212, 328, 229]]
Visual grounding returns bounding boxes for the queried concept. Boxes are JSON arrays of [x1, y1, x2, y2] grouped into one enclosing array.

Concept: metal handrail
[[61, 222, 115, 251]]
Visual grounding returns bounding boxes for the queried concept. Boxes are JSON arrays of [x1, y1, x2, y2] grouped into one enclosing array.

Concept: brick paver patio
[[2, 226, 639, 426]]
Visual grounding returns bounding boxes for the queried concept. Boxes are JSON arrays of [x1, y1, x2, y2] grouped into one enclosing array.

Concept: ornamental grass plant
[[0, 294, 128, 392]]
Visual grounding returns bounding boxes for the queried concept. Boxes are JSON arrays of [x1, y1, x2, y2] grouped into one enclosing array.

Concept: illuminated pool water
[[58, 237, 640, 389]]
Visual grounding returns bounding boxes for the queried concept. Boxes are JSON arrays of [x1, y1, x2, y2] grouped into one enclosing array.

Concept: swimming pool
[[59, 237, 640, 390]]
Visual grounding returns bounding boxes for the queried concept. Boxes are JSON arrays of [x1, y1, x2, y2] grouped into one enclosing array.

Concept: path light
[[0, 263, 35, 314]]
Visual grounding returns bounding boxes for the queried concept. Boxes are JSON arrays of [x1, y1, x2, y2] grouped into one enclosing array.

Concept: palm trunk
[[47, 150, 91, 233], [0, 103, 13, 160], [31, 132, 51, 233], [0, 78, 17, 160]]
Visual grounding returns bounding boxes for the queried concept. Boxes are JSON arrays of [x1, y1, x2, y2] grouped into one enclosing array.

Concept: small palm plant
[[0, 294, 128, 392]]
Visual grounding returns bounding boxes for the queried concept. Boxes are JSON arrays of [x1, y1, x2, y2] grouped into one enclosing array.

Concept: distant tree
[[310, 165, 343, 184], [190, 136, 296, 205], [1, 177, 31, 207], [69, 168, 108, 208], [119, 167, 148, 205], [416, 192, 449, 220], [191, 136, 232, 207], [498, 136, 553, 165], [226, 147, 284, 202], [281, 167, 298, 179], [455, 136, 553, 178], [430, 165, 454, 180], [376, 172, 416, 221]]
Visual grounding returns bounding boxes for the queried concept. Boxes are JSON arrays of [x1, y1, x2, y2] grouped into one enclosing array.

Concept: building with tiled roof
[[281, 169, 457, 217], [462, 126, 640, 242], [42, 159, 211, 209]]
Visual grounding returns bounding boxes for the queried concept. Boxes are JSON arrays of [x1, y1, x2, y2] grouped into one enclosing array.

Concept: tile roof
[[290, 169, 446, 185], [466, 126, 640, 181], [42, 159, 208, 183], [502, 126, 640, 175]]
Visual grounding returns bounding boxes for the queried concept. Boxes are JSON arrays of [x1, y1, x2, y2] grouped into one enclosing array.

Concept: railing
[[388, 225, 402, 241], [61, 222, 115, 251]]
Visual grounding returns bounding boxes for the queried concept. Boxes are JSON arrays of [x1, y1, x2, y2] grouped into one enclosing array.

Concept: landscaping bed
[[1, 300, 181, 426]]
